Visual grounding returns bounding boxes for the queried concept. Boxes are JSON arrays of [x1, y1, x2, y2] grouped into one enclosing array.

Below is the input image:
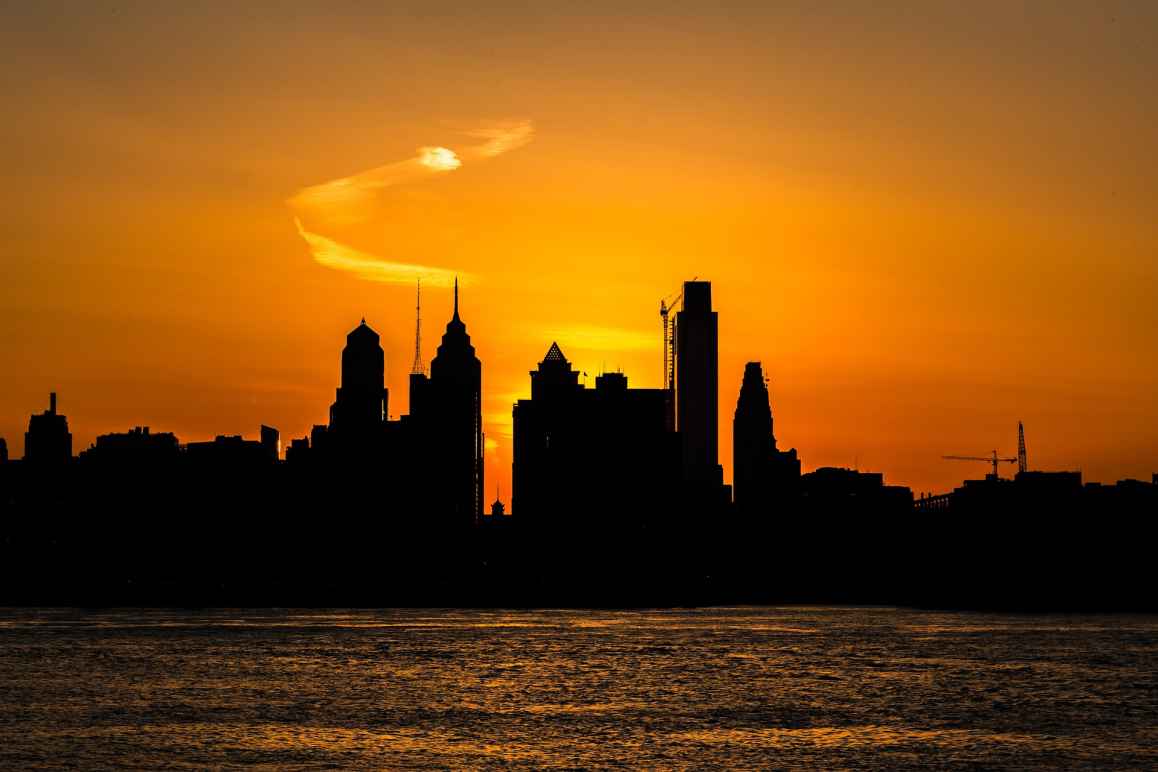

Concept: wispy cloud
[[289, 119, 534, 282], [463, 120, 536, 159], [288, 147, 463, 227], [294, 219, 463, 287]]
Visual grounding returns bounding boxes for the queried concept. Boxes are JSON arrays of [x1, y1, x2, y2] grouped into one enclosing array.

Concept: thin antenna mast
[[410, 279, 424, 375]]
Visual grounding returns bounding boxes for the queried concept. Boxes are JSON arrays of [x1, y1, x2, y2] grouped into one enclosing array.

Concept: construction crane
[[943, 450, 1018, 479], [658, 277, 695, 391], [1017, 421, 1028, 474], [659, 290, 681, 390]]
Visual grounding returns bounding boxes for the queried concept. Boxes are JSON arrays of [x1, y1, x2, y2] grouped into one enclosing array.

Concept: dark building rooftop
[[25, 392, 72, 464], [682, 280, 712, 314], [88, 426, 179, 457]]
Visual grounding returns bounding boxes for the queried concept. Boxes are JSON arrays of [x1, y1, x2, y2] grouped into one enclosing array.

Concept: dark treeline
[[1, 280, 1154, 609]]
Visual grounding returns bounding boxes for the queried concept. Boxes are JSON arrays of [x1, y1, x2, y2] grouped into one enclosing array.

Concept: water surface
[[1, 607, 1155, 768]]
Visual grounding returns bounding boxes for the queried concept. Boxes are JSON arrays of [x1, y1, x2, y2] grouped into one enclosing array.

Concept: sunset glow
[[1, 3, 1155, 506]]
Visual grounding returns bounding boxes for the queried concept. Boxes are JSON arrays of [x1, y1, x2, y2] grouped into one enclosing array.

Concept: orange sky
[[1, 2, 1156, 502]]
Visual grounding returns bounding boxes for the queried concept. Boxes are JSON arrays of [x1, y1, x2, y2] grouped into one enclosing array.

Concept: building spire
[[453, 276, 460, 321], [411, 279, 424, 375]]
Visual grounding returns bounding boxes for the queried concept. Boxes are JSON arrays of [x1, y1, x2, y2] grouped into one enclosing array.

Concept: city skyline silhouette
[[4, 5, 1158, 768], [1, 277, 1153, 610], [2, 279, 1152, 506], [4, 7, 1158, 502]]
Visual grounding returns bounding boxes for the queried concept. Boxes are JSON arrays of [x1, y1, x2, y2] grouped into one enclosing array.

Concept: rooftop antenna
[[410, 279, 424, 375]]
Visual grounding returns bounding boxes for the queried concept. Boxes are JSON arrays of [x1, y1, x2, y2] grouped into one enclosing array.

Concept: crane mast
[[659, 289, 683, 391], [943, 423, 1029, 480], [1017, 421, 1027, 474]]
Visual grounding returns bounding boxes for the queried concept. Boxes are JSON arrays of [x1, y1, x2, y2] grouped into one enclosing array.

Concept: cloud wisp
[[294, 219, 461, 287], [463, 120, 535, 159], [289, 120, 533, 286], [289, 145, 465, 226]]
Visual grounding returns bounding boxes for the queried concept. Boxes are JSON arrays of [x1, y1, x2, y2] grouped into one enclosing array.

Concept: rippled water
[[1, 608, 1156, 768]]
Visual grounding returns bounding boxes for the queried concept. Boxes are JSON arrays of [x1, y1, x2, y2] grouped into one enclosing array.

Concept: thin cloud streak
[[294, 219, 463, 287], [288, 150, 460, 226], [288, 119, 533, 282], [464, 120, 535, 159]]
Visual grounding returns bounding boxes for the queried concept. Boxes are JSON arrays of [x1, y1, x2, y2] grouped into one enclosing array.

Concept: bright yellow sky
[[1, 3, 1156, 501]]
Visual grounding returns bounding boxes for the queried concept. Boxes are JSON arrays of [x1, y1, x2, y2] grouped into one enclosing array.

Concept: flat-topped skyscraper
[[676, 280, 721, 486]]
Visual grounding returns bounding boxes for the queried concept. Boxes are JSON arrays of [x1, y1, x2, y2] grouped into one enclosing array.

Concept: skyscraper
[[733, 362, 800, 512], [676, 280, 722, 487], [427, 280, 483, 525], [512, 342, 677, 528], [329, 320, 387, 440], [24, 392, 72, 464]]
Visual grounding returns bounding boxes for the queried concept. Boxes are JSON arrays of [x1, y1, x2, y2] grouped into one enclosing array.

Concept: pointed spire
[[434, 274, 472, 357], [543, 341, 567, 363]]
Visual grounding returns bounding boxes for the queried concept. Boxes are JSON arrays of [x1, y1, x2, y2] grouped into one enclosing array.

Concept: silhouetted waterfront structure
[[276, 283, 482, 548], [24, 392, 71, 465], [0, 279, 1155, 610], [513, 344, 677, 532], [732, 362, 800, 515], [0, 438, 7, 464], [328, 320, 387, 446], [82, 426, 180, 463], [676, 281, 723, 491], [186, 433, 277, 467], [800, 467, 914, 512], [423, 279, 484, 526], [906, 467, 1157, 609]]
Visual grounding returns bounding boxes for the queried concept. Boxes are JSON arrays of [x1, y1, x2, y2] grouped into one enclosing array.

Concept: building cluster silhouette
[[0, 279, 1154, 608]]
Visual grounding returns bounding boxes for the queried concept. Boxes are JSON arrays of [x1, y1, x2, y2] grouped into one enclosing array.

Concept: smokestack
[[49, 392, 57, 414]]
